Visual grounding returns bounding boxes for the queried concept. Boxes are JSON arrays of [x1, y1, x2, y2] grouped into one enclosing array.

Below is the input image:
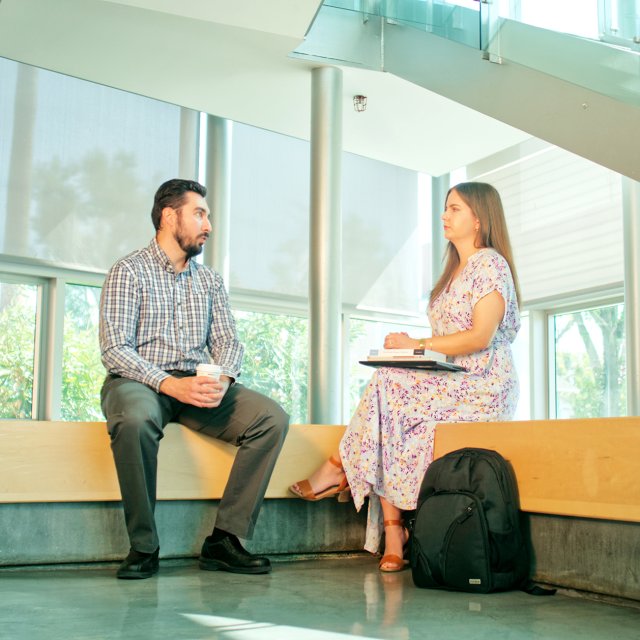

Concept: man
[[99, 178, 289, 579]]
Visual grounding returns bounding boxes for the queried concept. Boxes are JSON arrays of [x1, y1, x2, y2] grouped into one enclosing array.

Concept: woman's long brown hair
[[430, 182, 521, 307]]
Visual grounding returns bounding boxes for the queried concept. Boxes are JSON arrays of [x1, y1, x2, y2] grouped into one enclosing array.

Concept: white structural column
[[309, 66, 343, 424], [202, 115, 232, 283], [623, 177, 640, 416]]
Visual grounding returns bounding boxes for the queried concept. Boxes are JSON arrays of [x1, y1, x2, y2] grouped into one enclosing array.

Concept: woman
[[290, 182, 521, 572]]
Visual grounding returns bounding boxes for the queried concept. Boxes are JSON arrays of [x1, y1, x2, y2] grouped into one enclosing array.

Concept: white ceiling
[[0, 0, 531, 175]]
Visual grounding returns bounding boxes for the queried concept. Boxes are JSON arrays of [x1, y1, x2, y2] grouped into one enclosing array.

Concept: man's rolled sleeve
[[208, 273, 244, 379]]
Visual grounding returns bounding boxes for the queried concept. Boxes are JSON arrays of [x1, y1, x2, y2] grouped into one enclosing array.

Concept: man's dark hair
[[151, 179, 207, 230]]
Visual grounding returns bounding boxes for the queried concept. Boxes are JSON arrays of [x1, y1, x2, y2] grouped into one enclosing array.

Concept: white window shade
[[475, 146, 623, 304], [0, 58, 184, 271], [342, 153, 422, 314], [229, 124, 310, 298], [230, 123, 425, 314]]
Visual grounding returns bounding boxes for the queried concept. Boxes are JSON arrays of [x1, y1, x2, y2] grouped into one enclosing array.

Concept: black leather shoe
[[199, 535, 271, 574], [116, 547, 159, 579]]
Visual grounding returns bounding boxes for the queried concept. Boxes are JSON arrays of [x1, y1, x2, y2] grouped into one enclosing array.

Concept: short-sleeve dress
[[339, 248, 520, 553]]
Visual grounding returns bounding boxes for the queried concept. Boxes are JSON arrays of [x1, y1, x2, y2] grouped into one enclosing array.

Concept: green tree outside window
[[62, 284, 105, 421], [235, 310, 309, 423], [0, 282, 37, 419], [554, 304, 626, 418]]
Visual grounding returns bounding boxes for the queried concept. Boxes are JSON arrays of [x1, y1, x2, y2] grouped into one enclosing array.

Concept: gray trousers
[[101, 374, 289, 553]]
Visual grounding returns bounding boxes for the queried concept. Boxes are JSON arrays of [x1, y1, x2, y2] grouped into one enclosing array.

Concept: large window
[[0, 280, 38, 419], [552, 303, 626, 418], [5, 56, 631, 425], [0, 56, 193, 421]]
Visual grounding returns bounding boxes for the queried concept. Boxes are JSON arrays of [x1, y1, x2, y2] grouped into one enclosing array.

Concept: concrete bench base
[[2, 501, 638, 602], [0, 499, 367, 566], [529, 513, 640, 603]]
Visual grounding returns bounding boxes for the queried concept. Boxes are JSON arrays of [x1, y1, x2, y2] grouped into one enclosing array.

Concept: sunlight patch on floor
[[182, 613, 380, 639]]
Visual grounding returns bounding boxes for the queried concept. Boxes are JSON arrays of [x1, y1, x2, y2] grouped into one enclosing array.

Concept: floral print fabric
[[340, 248, 520, 553]]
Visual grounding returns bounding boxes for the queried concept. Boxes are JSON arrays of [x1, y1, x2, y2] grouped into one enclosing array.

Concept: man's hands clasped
[[160, 374, 231, 408]]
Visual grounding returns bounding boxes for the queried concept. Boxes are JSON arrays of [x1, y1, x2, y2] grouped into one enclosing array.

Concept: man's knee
[[107, 407, 163, 441], [102, 379, 165, 443], [244, 393, 289, 448], [259, 398, 289, 445], [271, 404, 290, 444]]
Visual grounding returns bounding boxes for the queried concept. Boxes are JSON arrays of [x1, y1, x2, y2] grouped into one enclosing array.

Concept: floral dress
[[340, 248, 520, 553]]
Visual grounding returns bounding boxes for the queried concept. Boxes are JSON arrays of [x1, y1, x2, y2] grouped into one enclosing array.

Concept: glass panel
[[0, 281, 38, 419], [342, 153, 424, 314], [61, 284, 105, 421], [0, 58, 185, 271], [229, 125, 309, 299], [314, 0, 481, 49], [234, 310, 309, 424], [600, 0, 640, 50], [473, 142, 623, 305], [230, 123, 427, 314], [508, 0, 600, 38], [511, 312, 530, 420], [346, 317, 427, 419], [553, 304, 626, 418]]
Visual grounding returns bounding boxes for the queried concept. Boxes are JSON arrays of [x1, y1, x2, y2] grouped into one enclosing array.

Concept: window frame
[[539, 288, 625, 419], [0, 254, 106, 420], [0, 269, 46, 420]]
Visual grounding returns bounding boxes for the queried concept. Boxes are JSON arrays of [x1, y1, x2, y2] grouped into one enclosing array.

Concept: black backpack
[[410, 447, 531, 594]]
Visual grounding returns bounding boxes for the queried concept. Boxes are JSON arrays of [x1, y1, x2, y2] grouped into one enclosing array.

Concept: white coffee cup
[[196, 363, 222, 380]]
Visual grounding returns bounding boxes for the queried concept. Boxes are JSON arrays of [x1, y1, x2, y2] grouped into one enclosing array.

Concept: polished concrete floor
[[1, 556, 639, 640]]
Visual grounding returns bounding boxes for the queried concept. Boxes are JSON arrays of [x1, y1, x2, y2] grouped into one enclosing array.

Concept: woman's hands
[[382, 289, 505, 356], [383, 332, 419, 350]]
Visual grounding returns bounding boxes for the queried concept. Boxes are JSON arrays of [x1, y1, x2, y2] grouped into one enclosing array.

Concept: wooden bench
[[0, 421, 345, 502], [2, 417, 639, 524]]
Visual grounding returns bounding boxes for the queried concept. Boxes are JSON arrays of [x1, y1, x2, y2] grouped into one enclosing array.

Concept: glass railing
[[322, 0, 640, 52], [483, 0, 639, 106], [321, 0, 482, 49], [296, 0, 639, 107]]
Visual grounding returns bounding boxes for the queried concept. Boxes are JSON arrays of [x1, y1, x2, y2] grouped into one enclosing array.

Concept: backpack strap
[[521, 581, 557, 596]]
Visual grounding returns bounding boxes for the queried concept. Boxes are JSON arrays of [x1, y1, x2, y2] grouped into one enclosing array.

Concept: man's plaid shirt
[[99, 238, 243, 392]]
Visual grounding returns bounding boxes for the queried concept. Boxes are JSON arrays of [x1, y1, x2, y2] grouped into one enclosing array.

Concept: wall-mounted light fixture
[[353, 95, 367, 112]]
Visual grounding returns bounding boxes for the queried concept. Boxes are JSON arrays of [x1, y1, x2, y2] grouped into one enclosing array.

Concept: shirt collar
[[149, 238, 173, 272], [149, 237, 197, 276]]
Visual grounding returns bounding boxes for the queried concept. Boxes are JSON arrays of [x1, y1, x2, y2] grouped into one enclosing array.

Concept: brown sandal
[[288, 455, 350, 502], [379, 519, 409, 573]]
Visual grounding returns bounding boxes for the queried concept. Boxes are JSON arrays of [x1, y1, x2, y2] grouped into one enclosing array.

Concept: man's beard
[[177, 233, 203, 259], [175, 214, 206, 258]]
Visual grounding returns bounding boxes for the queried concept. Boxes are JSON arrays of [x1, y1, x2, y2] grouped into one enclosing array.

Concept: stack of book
[[366, 348, 445, 363]]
